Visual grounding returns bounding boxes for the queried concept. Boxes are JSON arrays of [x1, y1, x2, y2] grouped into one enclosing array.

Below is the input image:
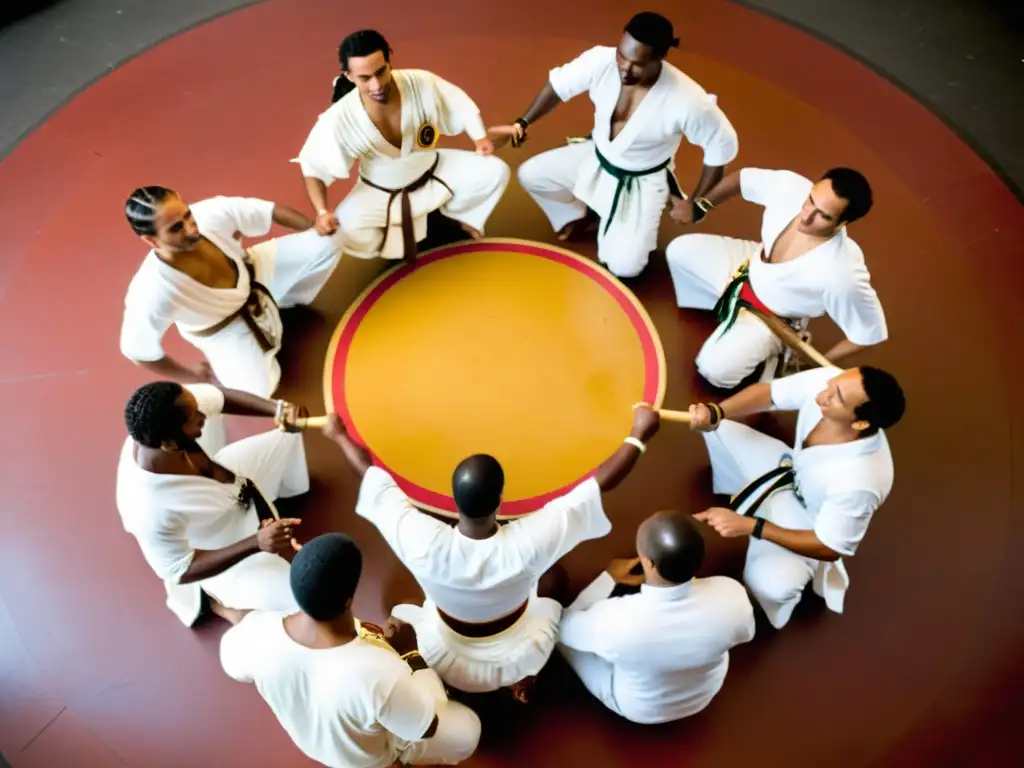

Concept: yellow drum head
[[325, 239, 665, 518]]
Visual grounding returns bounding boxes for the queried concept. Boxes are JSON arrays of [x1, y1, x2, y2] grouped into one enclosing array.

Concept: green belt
[[593, 145, 680, 235]]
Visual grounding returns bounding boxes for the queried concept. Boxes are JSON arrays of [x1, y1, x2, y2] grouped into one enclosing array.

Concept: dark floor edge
[[728, 0, 1024, 204], [0, 0, 265, 164]]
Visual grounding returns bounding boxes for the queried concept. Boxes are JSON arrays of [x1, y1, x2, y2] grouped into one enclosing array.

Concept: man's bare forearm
[[760, 523, 839, 561], [272, 204, 315, 232], [220, 388, 278, 418], [825, 338, 869, 362], [179, 536, 260, 583], [689, 164, 726, 200], [331, 432, 373, 477], [521, 82, 563, 125], [719, 382, 775, 420], [303, 177, 330, 214], [698, 170, 742, 207]]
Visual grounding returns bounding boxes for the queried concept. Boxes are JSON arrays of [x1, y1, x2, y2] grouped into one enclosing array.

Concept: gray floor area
[[0, 0, 1020, 197]]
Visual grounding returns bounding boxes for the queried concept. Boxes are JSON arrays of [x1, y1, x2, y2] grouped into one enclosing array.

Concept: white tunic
[[703, 367, 894, 626], [558, 572, 755, 724], [116, 384, 308, 625], [741, 168, 887, 344], [517, 46, 737, 277], [356, 467, 610, 692], [120, 196, 341, 397], [221, 611, 479, 768], [296, 69, 509, 260]]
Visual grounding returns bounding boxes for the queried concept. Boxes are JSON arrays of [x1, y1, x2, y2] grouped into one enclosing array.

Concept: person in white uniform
[[116, 380, 312, 627], [119, 186, 342, 397], [687, 365, 905, 628], [297, 29, 510, 262], [323, 405, 661, 701], [558, 510, 755, 724], [492, 12, 738, 278], [220, 533, 481, 768], [666, 167, 888, 389]]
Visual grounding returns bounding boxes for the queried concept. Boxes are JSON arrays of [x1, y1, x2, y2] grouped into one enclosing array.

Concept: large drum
[[324, 239, 666, 518]]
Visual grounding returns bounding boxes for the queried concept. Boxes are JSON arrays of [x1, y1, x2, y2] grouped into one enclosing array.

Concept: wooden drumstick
[[745, 308, 832, 369], [658, 408, 692, 423], [295, 415, 330, 430]]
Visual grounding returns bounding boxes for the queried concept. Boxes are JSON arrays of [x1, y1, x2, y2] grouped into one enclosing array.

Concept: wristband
[[694, 197, 714, 213], [317, 208, 329, 217], [624, 436, 646, 454], [707, 402, 724, 426], [751, 517, 766, 539]]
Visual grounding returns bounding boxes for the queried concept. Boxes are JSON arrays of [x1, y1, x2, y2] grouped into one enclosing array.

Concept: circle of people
[[114, 12, 908, 768]]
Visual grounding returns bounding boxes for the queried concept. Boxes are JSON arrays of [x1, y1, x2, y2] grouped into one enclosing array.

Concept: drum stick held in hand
[[658, 409, 692, 423], [295, 415, 330, 430]]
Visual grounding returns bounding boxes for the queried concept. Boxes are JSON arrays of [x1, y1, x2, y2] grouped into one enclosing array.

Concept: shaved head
[[452, 454, 504, 519], [637, 511, 705, 584]]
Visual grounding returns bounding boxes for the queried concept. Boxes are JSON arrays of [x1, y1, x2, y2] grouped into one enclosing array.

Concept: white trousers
[[517, 141, 669, 278], [336, 149, 511, 260], [391, 595, 562, 693], [557, 573, 624, 719], [392, 669, 482, 765], [185, 228, 342, 397], [166, 429, 308, 626], [666, 234, 784, 388], [702, 422, 816, 629]]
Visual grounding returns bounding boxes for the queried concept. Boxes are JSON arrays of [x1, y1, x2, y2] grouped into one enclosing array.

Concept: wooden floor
[[0, 0, 1021, 765]]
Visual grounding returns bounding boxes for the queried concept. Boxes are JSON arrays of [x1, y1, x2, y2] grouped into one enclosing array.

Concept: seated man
[[324, 405, 661, 700], [665, 167, 887, 389], [120, 186, 342, 397], [689, 365, 905, 628], [220, 533, 481, 768], [116, 381, 310, 626], [557, 511, 755, 724], [297, 29, 510, 262]]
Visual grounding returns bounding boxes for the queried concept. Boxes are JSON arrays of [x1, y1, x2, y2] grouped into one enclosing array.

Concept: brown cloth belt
[[437, 599, 529, 639], [360, 154, 453, 261], [190, 260, 278, 352]]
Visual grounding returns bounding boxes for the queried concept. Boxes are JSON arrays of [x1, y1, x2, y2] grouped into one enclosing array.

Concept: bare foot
[[556, 210, 598, 241], [207, 595, 250, 626], [459, 222, 483, 239], [508, 676, 537, 704]]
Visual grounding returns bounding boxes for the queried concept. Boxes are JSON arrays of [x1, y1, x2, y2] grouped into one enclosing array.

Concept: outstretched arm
[[593, 404, 661, 492], [323, 413, 373, 476], [489, 82, 565, 149], [271, 203, 315, 232]]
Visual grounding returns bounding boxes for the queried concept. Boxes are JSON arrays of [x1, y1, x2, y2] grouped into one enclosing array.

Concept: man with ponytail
[[493, 12, 739, 278], [295, 30, 510, 263], [119, 186, 342, 397]]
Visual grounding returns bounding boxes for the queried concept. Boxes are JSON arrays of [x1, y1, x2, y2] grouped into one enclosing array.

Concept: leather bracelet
[[752, 517, 766, 539], [707, 402, 724, 426]]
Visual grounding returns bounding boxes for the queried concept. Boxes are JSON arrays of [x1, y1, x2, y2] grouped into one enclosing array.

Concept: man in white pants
[[687, 365, 905, 628], [493, 12, 738, 278], [297, 29, 510, 262], [324, 405, 660, 702], [221, 533, 481, 768], [119, 186, 342, 397], [666, 166, 888, 389], [558, 510, 754, 724], [116, 381, 311, 627]]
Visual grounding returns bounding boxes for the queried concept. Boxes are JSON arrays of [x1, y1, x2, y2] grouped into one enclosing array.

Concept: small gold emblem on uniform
[[416, 122, 438, 149]]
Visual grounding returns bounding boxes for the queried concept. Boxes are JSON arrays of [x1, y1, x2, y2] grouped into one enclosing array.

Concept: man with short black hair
[[325, 405, 661, 701], [687, 365, 905, 628], [116, 382, 310, 627], [557, 511, 755, 724], [666, 166, 888, 388], [220, 533, 481, 768], [494, 12, 738, 278]]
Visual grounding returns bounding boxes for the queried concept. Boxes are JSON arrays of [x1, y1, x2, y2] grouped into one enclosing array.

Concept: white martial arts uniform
[[666, 168, 888, 388], [703, 367, 894, 628], [517, 46, 738, 277], [296, 69, 510, 260], [356, 467, 610, 693], [558, 572, 754, 724], [116, 384, 307, 626], [221, 613, 481, 768], [120, 196, 342, 397]]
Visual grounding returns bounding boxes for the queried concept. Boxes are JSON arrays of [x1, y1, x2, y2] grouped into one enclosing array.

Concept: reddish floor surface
[[1, 1, 1021, 766]]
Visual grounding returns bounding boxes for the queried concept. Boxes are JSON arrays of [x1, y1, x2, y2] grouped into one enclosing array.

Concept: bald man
[[324, 407, 661, 702], [557, 511, 754, 724]]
